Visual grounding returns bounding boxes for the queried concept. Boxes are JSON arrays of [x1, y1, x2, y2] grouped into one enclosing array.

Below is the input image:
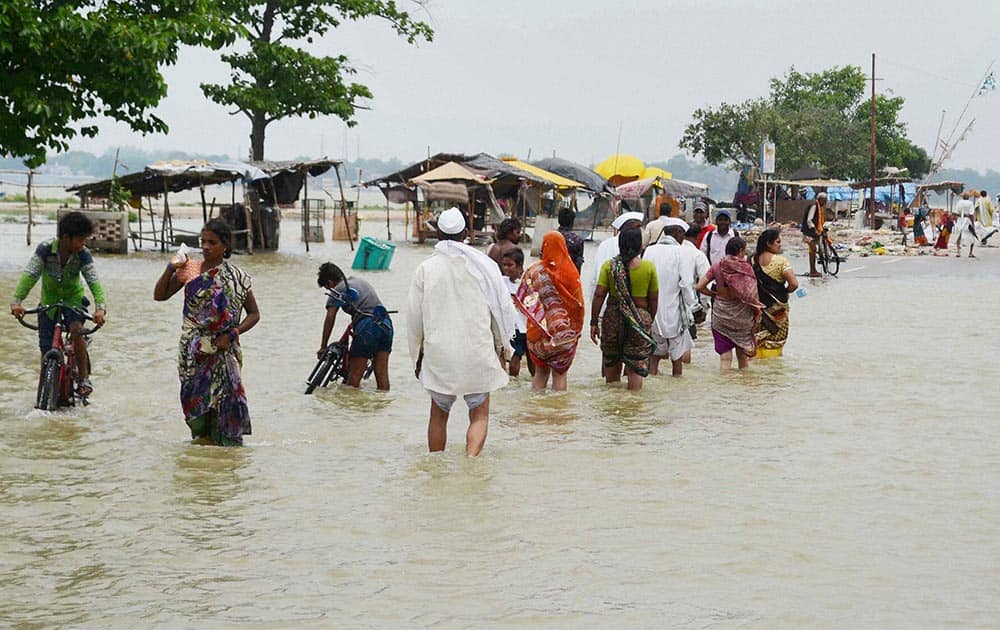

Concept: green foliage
[[107, 174, 132, 212], [680, 66, 931, 180], [202, 0, 433, 160], [0, 0, 235, 168]]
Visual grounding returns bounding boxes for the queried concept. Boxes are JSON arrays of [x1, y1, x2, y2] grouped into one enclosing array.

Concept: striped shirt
[[12, 238, 107, 311]]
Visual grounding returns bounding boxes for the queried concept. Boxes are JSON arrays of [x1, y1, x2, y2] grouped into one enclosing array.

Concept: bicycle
[[816, 229, 842, 276], [305, 321, 373, 394], [304, 286, 394, 394], [16, 303, 101, 410]]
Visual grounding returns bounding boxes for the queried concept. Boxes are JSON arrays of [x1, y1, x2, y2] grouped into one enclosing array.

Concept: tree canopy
[[679, 66, 931, 180], [201, 0, 433, 161], [1, 0, 233, 168]]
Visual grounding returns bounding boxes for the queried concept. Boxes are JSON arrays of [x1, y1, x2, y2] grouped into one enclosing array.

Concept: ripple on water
[[2, 222, 1000, 625]]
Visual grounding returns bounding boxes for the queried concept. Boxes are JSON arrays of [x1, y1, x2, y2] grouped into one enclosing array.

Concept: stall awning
[[408, 161, 491, 185], [500, 158, 584, 189], [757, 178, 850, 187]]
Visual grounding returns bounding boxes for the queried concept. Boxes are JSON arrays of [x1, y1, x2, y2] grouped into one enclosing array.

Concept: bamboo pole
[[26, 170, 33, 246], [302, 172, 309, 252], [334, 164, 355, 251], [200, 180, 208, 224], [161, 180, 169, 253]]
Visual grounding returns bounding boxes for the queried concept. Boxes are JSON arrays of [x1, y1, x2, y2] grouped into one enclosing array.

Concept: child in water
[[500, 248, 533, 377]]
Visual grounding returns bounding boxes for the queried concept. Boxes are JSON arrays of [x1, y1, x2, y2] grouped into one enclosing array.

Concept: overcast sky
[[70, 0, 1000, 172]]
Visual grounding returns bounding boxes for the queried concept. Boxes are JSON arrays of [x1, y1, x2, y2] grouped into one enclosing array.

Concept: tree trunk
[[250, 112, 266, 161]]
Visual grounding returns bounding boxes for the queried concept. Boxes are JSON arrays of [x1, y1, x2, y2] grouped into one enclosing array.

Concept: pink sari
[[707, 256, 763, 356]]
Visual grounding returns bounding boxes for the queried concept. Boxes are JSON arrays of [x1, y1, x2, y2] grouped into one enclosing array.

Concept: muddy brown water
[[1, 218, 998, 626]]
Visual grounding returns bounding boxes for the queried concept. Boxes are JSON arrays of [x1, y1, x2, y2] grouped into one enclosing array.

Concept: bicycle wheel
[[822, 238, 840, 276], [36, 355, 62, 411], [305, 357, 334, 394], [323, 350, 347, 387]]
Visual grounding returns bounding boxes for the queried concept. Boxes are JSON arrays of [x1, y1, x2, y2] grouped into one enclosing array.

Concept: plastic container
[[351, 237, 396, 270], [171, 243, 189, 266], [172, 243, 202, 283], [795, 287, 808, 299], [756, 347, 783, 359]]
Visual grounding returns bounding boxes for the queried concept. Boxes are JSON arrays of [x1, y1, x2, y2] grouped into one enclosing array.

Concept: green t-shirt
[[597, 258, 658, 298]]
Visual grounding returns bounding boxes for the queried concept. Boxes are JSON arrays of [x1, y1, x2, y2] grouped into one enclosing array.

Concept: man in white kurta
[[408, 208, 514, 456], [643, 219, 697, 376], [587, 211, 644, 302], [682, 225, 711, 363], [953, 192, 976, 257]]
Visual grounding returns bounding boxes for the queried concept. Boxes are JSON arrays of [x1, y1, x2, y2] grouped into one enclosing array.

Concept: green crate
[[351, 236, 396, 270]]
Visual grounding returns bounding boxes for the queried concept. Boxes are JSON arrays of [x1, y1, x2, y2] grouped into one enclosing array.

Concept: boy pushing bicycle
[[316, 262, 392, 391], [10, 212, 108, 397]]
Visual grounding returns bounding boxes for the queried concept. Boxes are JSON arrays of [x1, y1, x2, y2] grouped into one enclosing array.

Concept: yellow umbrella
[[641, 166, 672, 180], [594, 154, 645, 186]]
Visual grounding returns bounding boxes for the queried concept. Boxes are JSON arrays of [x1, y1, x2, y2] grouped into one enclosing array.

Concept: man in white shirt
[[974, 190, 998, 245], [643, 218, 697, 376], [700, 209, 738, 267], [953, 192, 977, 257], [587, 211, 644, 302], [642, 204, 671, 249], [682, 225, 711, 362], [407, 207, 516, 456]]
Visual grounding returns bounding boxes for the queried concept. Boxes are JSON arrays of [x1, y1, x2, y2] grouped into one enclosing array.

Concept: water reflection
[[2, 220, 1000, 625], [171, 445, 251, 549]]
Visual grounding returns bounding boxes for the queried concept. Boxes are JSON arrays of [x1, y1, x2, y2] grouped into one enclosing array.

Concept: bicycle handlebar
[[16, 303, 103, 335]]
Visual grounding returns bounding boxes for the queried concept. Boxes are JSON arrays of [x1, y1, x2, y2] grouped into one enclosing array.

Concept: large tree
[[680, 66, 931, 180], [1, 0, 233, 168], [201, 1, 433, 161]]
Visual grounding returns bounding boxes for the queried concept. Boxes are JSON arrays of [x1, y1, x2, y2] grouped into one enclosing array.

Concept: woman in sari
[[154, 219, 260, 446], [912, 202, 930, 246], [590, 228, 658, 391], [933, 211, 954, 255], [515, 231, 584, 392], [695, 237, 762, 371], [751, 229, 798, 357]]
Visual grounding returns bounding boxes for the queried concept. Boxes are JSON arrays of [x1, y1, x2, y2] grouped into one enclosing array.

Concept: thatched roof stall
[[67, 158, 342, 253], [364, 152, 576, 242], [532, 157, 609, 194], [915, 180, 965, 211]]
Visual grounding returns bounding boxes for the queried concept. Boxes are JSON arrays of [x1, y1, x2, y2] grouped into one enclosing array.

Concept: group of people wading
[[10, 207, 801, 457], [405, 205, 801, 455]]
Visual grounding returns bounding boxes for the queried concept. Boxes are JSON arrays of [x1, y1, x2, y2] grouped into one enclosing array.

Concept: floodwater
[[1, 216, 998, 627]]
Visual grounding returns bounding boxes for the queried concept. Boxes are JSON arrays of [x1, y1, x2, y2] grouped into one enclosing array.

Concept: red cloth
[[515, 231, 584, 372], [696, 225, 715, 249]]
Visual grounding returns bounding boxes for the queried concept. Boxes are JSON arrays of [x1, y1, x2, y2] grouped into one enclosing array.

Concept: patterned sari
[[600, 256, 656, 376], [708, 256, 763, 357], [178, 261, 252, 446], [753, 255, 791, 352], [515, 232, 584, 373]]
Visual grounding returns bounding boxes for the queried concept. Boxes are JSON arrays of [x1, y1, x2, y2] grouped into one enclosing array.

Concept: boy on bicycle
[[10, 211, 108, 396], [316, 262, 392, 391]]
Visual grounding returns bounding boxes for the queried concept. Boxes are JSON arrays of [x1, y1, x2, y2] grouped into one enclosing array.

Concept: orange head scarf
[[538, 230, 584, 328]]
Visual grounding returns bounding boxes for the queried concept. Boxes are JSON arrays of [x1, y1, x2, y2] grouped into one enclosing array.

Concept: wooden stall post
[[161, 181, 169, 253], [302, 172, 309, 252], [26, 169, 34, 246], [334, 164, 355, 251]]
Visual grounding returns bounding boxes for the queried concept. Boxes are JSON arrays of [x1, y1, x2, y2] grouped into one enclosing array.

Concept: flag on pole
[[979, 71, 996, 95]]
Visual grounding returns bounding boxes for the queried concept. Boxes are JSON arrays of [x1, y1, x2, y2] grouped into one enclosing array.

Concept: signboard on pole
[[760, 141, 776, 174]]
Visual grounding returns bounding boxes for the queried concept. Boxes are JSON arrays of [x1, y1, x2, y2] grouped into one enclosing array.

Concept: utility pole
[[869, 52, 877, 228]]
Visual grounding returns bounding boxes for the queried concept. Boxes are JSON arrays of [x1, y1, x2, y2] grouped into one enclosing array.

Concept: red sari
[[515, 231, 585, 373]]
